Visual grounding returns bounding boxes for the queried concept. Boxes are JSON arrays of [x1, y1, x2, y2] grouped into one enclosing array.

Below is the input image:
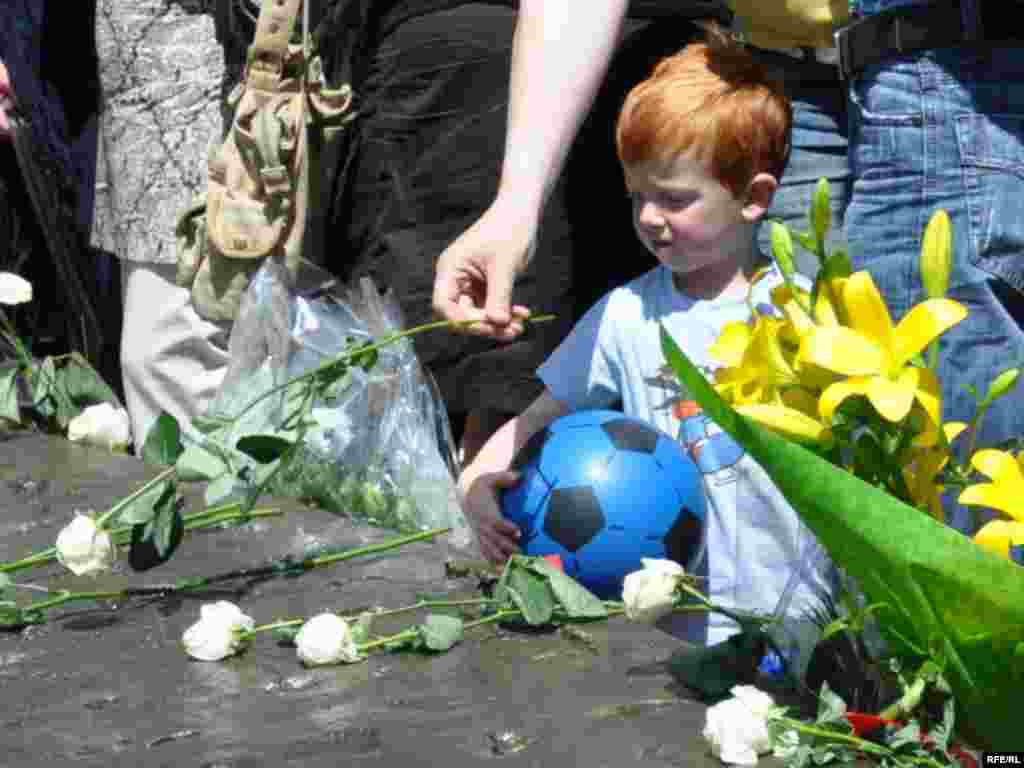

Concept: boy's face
[[624, 152, 753, 283]]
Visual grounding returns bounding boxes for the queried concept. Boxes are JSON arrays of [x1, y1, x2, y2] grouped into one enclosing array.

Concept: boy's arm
[[459, 390, 570, 564]]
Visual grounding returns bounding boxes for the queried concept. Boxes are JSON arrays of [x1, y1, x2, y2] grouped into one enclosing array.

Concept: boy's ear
[[741, 173, 778, 222]]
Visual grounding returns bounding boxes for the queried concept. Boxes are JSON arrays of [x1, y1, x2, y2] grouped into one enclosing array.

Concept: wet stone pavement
[[0, 434, 738, 767]]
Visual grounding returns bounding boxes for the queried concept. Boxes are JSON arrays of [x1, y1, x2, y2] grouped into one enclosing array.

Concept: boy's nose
[[637, 201, 665, 230]]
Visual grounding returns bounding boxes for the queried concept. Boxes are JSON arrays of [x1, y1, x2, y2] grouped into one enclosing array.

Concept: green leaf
[[814, 681, 848, 727], [525, 558, 606, 619], [204, 473, 238, 506], [0, 364, 20, 424], [236, 434, 295, 464], [983, 368, 1020, 406], [175, 441, 229, 482], [115, 478, 174, 526], [0, 574, 13, 599], [141, 412, 184, 466], [667, 630, 766, 701], [887, 721, 921, 750], [416, 614, 464, 652], [60, 354, 118, 408], [504, 559, 555, 625], [819, 249, 852, 282], [0, 601, 26, 629], [29, 357, 55, 408], [128, 486, 185, 571], [191, 413, 231, 435]]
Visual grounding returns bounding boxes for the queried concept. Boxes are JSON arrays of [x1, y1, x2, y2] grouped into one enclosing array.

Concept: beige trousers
[[120, 261, 230, 450]]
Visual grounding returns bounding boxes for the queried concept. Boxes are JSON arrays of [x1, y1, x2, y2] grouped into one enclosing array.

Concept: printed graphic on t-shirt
[[645, 363, 744, 485]]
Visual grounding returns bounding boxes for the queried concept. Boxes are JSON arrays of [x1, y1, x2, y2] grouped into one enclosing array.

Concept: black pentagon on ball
[[663, 506, 703, 566], [601, 418, 660, 454], [544, 486, 606, 552]]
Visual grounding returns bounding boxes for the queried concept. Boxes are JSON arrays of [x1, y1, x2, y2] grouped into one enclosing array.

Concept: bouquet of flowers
[[659, 181, 1024, 751]]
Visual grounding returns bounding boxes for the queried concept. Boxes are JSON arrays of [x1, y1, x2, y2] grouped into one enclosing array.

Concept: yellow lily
[[973, 519, 1024, 565], [959, 449, 1024, 523], [712, 316, 802, 406], [735, 401, 832, 446], [797, 271, 966, 426], [902, 422, 967, 521]]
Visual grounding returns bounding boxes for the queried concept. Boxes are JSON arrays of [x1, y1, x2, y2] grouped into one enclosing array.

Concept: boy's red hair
[[615, 33, 792, 200]]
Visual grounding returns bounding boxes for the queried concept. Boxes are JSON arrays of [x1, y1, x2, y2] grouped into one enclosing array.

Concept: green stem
[[232, 315, 555, 425], [27, 589, 126, 614], [0, 505, 280, 575], [245, 619, 305, 637], [95, 467, 176, 528], [780, 717, 947, 768], [306, 526, 451, 569], [353, 598, 496, 621]]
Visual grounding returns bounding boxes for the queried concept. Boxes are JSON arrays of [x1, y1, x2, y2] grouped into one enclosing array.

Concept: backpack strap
[[247, 0, 305, 92]]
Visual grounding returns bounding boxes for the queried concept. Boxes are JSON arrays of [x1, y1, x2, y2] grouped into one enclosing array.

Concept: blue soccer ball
[[501, 410, 706, 599]]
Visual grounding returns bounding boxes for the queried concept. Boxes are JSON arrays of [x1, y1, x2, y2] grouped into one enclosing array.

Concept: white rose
[[55, 512, 115, 576], [67, 403, 132, 452], [621, 557, 685, 623], [0, 272, 32, 305], [182, 601, 255, 661], [702, 685, 775, 766], [295, 612, 362, 666]]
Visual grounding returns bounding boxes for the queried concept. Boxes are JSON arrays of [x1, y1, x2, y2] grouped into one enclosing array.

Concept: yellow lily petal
[[970, 449, 1024, 485], [735, 403, 828, 445], [710, 321, 753, 367], [841, 271, 895, 349], [798, 326, 885, 377], [973, 519, 1024, 561], [911, 367, 943, 429], [892, 298, 968, 366], [865, 369, 916, 423], [959, 482, 1023, 521], [813, 278, 844, 326], [944, 421, 968, 443], [818, 377, 871, 424]]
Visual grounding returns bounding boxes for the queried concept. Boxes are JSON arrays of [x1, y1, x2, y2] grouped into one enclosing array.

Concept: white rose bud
[[67, 403, 132, 452], [621, 557, 685, 624], [295, 612, 362, 666], [702, 685, 775, 766], [0, 271, 32, 305], [55, 512, 115, 576], [182, 601, 255, 661]]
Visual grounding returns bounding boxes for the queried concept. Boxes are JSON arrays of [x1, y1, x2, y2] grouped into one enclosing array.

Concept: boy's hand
[[460, 469, 522, 565]]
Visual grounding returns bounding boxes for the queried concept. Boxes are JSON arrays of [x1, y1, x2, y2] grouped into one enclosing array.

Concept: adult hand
[[433, 202, 535, 340], [0, 60, 13, 141]]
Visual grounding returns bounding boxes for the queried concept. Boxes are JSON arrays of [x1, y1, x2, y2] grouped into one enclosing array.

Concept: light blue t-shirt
[[538, 265, 835, 645], [852, 0, 927, 16]]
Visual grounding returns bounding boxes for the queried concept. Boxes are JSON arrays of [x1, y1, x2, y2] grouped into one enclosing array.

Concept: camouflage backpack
[[176, 0, 354, 324]]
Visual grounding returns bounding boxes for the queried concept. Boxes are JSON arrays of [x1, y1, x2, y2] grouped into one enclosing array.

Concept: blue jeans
[[753, 50, 851, 278], [847, 44, 1024, 531]]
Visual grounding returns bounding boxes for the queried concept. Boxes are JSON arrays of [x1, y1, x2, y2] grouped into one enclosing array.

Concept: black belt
[[836, 0, 1024, 80]]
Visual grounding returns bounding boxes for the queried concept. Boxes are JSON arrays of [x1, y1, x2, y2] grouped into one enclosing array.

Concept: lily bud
[[920, 209, 952, 300], [295, 612, 362, 666], [55, 512, 115, 576], [810, 177, 831, 249], [770, 223, 796, 283]]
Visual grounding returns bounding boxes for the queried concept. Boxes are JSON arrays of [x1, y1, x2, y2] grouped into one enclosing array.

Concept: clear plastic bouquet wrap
[[194, 260, 473, 551]]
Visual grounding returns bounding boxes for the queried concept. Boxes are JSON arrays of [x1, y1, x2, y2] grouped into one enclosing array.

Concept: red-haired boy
[[459, 37, 834, 646]]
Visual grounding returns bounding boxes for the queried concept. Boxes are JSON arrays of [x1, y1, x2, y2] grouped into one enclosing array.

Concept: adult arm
[[432, 0, 630, 337]]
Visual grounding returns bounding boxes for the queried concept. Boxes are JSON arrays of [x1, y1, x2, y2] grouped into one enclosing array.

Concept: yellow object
[[729, 0, 850, 50]]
